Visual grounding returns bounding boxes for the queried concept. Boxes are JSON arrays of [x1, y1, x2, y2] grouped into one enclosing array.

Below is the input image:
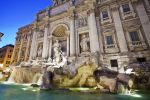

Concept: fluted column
[[69, 9, 76, 56], [29, 28, 38, 60], [135, 0, 150, 46], [111, 4, 128, 52], [17, 37, 23, 62], [42, 23, 49, 59], [48, 37, 52, 58], [25, 34, 31, 61], [66, 31, 70, 56], [11, 43, 17, 63], [96, 17, 104, 53], [87, 9, 100, 53]]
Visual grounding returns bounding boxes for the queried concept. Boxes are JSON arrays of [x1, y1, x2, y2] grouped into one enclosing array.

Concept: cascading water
[[7, 67, 17, 83], [7, 67, 35, 83], [32, 73, 41, 84]]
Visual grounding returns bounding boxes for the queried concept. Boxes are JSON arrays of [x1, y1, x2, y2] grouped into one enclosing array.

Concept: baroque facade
[[12, 0, 150, 72]]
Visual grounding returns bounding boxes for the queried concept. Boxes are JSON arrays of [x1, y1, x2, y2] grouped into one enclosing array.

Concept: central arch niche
[[51, 25, 69, 58]]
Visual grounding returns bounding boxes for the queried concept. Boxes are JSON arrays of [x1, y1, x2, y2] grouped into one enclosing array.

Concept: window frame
[[129, 31, 140, 42]]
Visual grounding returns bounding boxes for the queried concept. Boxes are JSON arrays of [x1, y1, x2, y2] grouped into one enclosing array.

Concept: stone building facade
[[12, 0, 150, 72], [0, 44, 14, 71]]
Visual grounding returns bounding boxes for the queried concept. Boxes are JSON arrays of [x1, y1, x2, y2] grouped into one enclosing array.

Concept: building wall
[[0, 45, 14, 71], [12, 0, 150, 72]]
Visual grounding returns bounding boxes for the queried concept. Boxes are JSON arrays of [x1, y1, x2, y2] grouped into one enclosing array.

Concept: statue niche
[[52, 40, 63, 64], [52, 25, 68, 57], [37, 44, 43, 58], [80, 34, 90, 53]]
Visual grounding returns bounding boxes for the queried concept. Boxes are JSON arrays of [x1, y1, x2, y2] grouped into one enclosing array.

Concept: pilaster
[[17, 37, 23, 62], [111, 4, 128, 53], [29, 27, 38, 60], [87, 8, 100, 53], [42, 22, 49, 59], [25, 34, 31, 61], [134, 0, 150, 47], [68, 7, 76, 56]]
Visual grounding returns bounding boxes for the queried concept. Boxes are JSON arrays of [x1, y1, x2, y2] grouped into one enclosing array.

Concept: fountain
[[5, 40, 135, 94]]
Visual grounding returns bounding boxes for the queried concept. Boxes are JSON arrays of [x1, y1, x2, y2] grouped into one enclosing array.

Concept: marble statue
[[53, 40, 62, 64], [53, 40, 61, 53], [37, 46, 42, 57], [53, 0, 58, 6], [80, 35, 90, 52]]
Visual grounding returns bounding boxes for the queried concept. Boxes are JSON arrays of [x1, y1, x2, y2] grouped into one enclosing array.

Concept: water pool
[[0, 83, 149, 100]]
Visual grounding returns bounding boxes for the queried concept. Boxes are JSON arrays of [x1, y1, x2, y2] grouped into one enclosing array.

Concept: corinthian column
[[29, 28, 38, 60], [69, 9, 76, 56], [111, 4, 128, 52], [48, 37, 52, 58], [25, 34, 31, 61], [87, 9, 100, 53], [42, 23, 49, 59], [134, 0, 150, 46], [17, 36, 23, 62]]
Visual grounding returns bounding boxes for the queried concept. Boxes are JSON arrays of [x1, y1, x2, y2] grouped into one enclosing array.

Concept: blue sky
[[0, 0, 52, 48]]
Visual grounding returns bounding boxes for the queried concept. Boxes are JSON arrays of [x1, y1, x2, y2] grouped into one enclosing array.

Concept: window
[[137, 58, 146, 63], [8, 55, 11, 58], [122, 4, 130, 13], [129, 31, 140, 42], [106, 35, 114, 45], [102, 11, 109, 20], [111, 60, 118, 67], [6, 61, 10, 64]]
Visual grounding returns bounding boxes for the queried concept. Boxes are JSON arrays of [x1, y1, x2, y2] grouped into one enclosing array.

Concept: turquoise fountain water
[[0, 83, 149, 100]]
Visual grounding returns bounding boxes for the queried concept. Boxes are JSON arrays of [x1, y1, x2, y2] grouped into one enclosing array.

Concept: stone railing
[[105, 44, 119, 53], [129, 41, 148, 50], [131, 41, 142, 46], [105, 44, 116, 48]]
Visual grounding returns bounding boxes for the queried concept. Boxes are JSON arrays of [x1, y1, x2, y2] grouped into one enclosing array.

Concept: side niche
[[79, 33, 90, 54], [37, 43, 43, 58]]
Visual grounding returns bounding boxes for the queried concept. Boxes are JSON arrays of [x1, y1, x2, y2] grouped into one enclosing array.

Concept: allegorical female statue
[[37, 46, 43, 57], [53, 40, 62, 64], [80, 34, 90, 52]]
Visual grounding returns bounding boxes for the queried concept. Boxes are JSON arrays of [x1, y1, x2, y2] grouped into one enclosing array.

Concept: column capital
[[87, 8, 95, 16], [69, 11, 78, 20], [44, 22, 49, 28], [65, 31, 70, 37]]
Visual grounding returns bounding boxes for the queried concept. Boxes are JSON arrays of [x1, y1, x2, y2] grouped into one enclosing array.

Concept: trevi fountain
[[1, 0, 150, 100]]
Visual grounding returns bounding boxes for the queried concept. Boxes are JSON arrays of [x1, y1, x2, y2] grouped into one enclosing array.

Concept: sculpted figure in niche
[[53, 40, 62, 64], [53, 0, 58, 6], [80, 34, 90, 52], [21, 49, 25, 57], [53, 40, 61, 54], [37, 45, 43, 57]]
